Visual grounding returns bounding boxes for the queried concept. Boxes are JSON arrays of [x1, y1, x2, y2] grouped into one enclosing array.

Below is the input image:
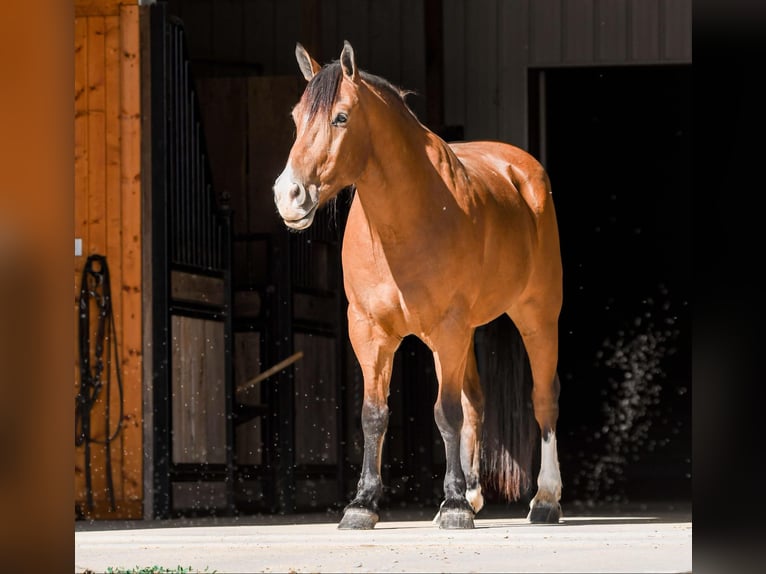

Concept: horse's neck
[[355, 105, 465, 239]]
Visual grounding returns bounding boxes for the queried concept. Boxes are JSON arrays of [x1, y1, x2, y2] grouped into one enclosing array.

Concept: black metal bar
[[150, 1, 171, 519]]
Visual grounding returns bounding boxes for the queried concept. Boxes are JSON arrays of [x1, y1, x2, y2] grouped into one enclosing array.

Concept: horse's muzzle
[[273, 166, 319, 230]]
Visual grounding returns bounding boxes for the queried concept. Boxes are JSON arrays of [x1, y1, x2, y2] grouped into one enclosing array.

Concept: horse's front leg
[[430, 325, 477, 529], [338, 310, 399, 530]]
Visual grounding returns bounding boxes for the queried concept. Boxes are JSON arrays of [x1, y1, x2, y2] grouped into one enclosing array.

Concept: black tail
[[476, 314, 538, 502]]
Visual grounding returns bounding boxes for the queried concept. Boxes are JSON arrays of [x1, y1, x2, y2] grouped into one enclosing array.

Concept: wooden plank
[[234, 331, 263, 403], [243, 0, 276, 71], [172, 316, 226, 464], [119, 3, 143, 506], [629, 0, 660, 61], [465, 0, 498, 140], [247, 76, 305, 234], [171, 270, 225, 305], [564, 0, 595, 63], [399, 0, 426, 123], [369, 0, 402, 85], [212, 0, 244, 62], [84, 16, 109, 508], [104, 13, 124, 503], [596, 0, 628, 62], [181, 0, 214, 60], [498, 0, 529, 147], [275, 0, 301, 74], [442, 0, 465, 131], [336, 0, 370, 67], [195, 77, 248, 235], [662, 0, 691, 62], [299, 0, 322, 60], [86, 16, 106, 258], [75, 0, 127, 18], [530, 0, 562, 65], [74, 14, 91, 513], [293, 334, 338, 465], [74, 17, 89, 286]]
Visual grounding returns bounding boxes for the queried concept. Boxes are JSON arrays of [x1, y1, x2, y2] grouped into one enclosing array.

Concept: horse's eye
[[332, 112, 348, 126]]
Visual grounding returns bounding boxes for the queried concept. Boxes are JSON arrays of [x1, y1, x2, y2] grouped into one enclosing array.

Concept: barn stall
[[74, 0, 691, 520]]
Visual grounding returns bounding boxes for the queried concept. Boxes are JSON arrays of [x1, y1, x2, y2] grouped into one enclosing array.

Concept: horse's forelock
[[304, 62, 342, 121], [302, 61, 412, 122]]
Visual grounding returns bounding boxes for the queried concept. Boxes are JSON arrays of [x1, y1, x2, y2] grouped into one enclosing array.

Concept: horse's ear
[[340, 40, 359, 83], [295, 42, 321, 82]]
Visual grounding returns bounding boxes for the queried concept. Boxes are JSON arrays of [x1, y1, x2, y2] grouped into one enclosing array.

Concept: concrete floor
[[75, 502, 692, 573]]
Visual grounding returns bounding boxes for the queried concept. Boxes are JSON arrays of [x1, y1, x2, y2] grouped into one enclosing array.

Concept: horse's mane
[[303, 61, 415, 120]]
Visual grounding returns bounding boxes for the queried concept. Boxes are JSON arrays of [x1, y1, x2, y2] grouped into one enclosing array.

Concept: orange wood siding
[[74, 1, 142, 519]]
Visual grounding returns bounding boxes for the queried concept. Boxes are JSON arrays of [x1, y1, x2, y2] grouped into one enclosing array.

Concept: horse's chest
[[343, 242, 465, 335]]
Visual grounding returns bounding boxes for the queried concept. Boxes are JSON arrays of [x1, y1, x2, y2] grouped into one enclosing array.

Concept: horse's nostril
[[289, 184, 301, 200]]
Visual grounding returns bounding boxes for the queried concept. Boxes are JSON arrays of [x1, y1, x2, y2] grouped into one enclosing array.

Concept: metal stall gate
[[149, 3, 350, 517], [149, 3, 234, 518]]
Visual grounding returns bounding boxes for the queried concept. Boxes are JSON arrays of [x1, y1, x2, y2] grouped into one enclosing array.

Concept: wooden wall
[[165, 0, 690, 149], [443, 0, 692, 144], [74, 0, 143, 519]]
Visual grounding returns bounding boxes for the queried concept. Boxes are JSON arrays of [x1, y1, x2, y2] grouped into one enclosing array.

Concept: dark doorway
[[530, 65, 692, 504]]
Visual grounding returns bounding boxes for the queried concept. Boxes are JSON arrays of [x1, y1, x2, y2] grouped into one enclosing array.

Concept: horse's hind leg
[[461, 343, 485, 514], [338, 310, 399, 530], [509, 309, 563, 524]]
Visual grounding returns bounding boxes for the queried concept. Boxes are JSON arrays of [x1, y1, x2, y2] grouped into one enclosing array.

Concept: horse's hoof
[[527, 501, 562, 524], [438, 508, 475, 529], [338, 507, 379, 530]]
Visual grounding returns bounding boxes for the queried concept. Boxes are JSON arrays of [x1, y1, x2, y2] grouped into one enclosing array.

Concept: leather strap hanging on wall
[[75, 254, 124, 512]]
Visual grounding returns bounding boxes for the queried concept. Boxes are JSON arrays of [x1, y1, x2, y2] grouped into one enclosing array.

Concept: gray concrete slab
[[75, 504, 692, 573]]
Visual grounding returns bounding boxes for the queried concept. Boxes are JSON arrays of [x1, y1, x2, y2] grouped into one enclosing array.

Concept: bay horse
[[274, 41, 563, 529]]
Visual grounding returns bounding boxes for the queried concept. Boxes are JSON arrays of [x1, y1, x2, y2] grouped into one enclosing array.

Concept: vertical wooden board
[[596, 0, 628, 62], [530, 0, 562, 65], [629, 0, 660, 61], [195, 77, 248, 235], [564, 0, 595, 63], [179, 0, 214, 61], [74, 17, 90, 280], [464, 0, 498, 140], [399, 0, 426, 123], [442, 0, 465, 131], [294, 333, 338, 465], [74, 15, 90, 510], [368, 0, 402, 85], [120, 4, 143, 504], [662, 0, 691, 62], [212, 0, 244, 62], [336, 0, 370, 70], [235, 418, 262, 465], [235, 331, 262, 401], [247, 76, 305, 235], [104, 13, 125, 502], [498, 0, 529, 148], [299, 0, 322, 60], [172, 315, 196, 463], [172, 317, 227, 464], [274, 0, 301, 74], [243, 0, 276, 71], [320, 0, 338, 64], [203, 320, 227, 463], [87, 16, 107, 258]]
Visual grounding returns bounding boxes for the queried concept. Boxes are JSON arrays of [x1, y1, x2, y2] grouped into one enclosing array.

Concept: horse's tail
[[477, 314, 538, 502]]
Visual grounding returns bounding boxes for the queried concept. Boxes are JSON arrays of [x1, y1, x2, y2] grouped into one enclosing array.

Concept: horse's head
[[273, 41, 370, 230]]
